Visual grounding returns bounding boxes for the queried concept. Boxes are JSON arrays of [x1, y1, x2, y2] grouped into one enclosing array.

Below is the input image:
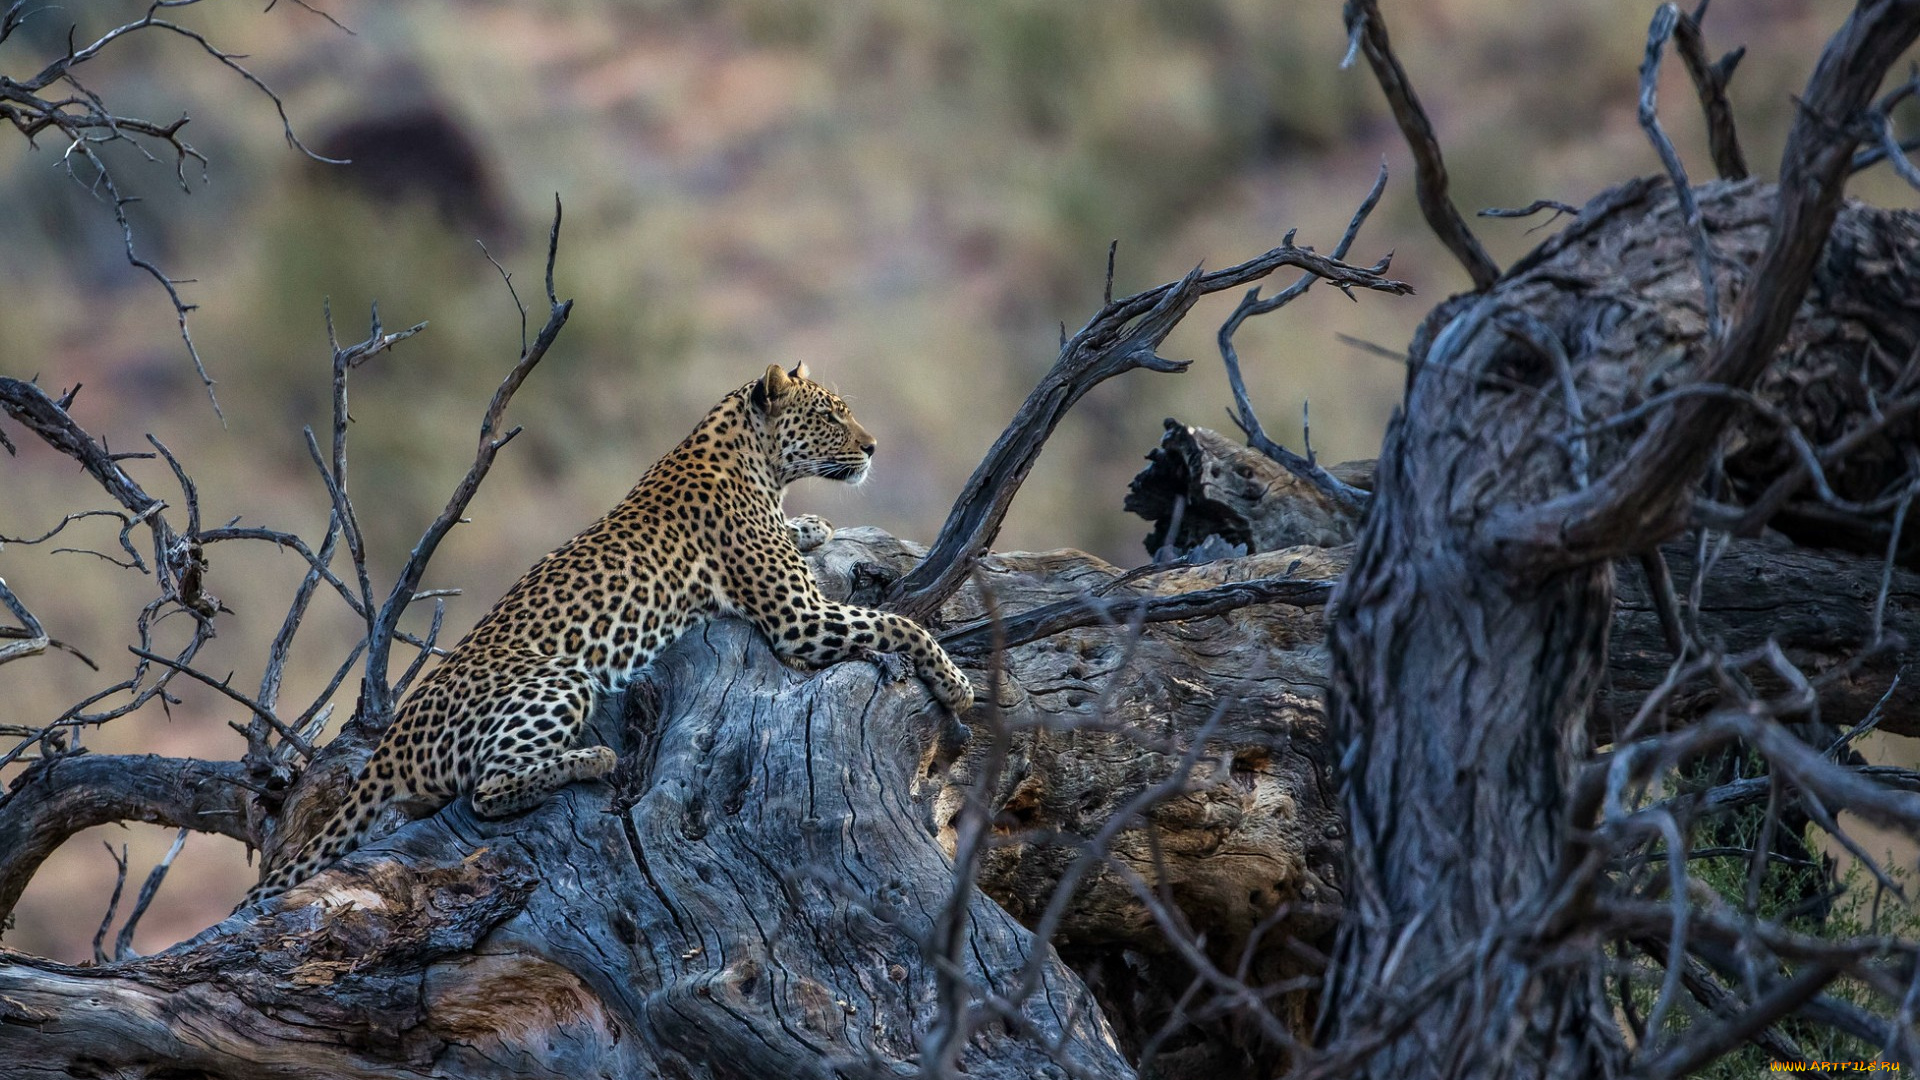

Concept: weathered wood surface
[[0, 614, 1135, 1078], [1130, 422, 1920, 741], [822, 528, 1346, 1073], [0, 526, 1350, 1078]]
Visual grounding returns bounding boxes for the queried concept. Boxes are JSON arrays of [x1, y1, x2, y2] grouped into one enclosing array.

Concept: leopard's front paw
[[573, 745, 619, 780], [922, 656, 975, 716], [787, 514, 834, 553]]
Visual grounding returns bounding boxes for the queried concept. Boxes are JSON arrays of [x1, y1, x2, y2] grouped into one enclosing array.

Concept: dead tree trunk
[[0, 527, 1352, 1078], [1316, 0, 1920, 1072], [0, 616, 1128, 1078]]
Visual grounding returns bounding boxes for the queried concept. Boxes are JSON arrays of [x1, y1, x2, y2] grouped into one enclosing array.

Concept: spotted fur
[[247, 364, 972, 901]]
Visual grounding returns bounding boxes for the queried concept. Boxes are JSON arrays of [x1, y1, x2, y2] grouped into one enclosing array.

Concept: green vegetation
[[1624, 753, 1920, 1073]]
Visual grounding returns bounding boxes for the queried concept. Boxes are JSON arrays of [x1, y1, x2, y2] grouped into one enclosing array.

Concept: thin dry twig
[[0, 1, 345, 414], [922, 576, 1011, 1079], [112, 828, 188, 961], [90, 843, 129, 966], [1217, 164, 1388, 516], [129, 647, 313, 758], [1641, 4, 1725, 343], [1627, 938, 1812, 1069], [1477, 199, 1582, 235], [1862, 69, 1920, 192]]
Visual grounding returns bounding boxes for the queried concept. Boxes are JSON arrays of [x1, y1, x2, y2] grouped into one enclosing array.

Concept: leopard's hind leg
[[469, 660, 617, 818]]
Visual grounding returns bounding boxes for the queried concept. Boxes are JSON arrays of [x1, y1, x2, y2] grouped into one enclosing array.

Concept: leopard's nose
[[862, 443, 875, 457]]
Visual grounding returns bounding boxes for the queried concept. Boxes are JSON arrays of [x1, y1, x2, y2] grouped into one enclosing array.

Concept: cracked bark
[[1320, 15, 1920, 1063], [1, 615, 1130, 1078]]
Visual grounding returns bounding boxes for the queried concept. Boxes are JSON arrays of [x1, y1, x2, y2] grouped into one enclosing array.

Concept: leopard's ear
[[788, 362, 809, 381], [754, 363, 792, 409]]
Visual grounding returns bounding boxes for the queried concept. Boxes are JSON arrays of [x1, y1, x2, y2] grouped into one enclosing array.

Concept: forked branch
[[888, 239, 1409, 624], [0, 379, 175, 576], [360, 197, 572, 722], [1218, 164, 1390, 517], [1864, 69, 1920, 192]]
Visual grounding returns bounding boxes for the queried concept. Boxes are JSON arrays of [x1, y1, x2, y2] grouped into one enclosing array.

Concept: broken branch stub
[[888, 241, 1409, 626]]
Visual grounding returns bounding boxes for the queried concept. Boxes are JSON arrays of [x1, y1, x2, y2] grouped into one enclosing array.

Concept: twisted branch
[[1483, 0, 1920, 573], [888, 238, 1409, 625], [1341, 0, 1500, 291]]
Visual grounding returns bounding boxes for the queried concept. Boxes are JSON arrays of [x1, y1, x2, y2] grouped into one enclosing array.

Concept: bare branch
[[251, 513, 342, 758], [1477, 199, 1581, 231], [888, 238, 1408, 624], [1628, 938, 1813, 1072], [1865, 70, 1920, 192], [394, 597, 446, 699], [1671, 1, 1750, 181], [362, 197, 572, 722], [939, 576, 1332, 658], [90, 843, 129, 967], [0, 576, 50, 667], [128, 647, 313, 758], [316, 301, 431, 635], [1341, 0, 1501, 290], [265, 0, 355, 36], [0, 1, 353, 412], [924, 579, 1011, 1078], [1217, 164, 1387, 517], [1641, 4, 1725, 342], [113, 828, 187, 962], [0, 754, 252, 924]]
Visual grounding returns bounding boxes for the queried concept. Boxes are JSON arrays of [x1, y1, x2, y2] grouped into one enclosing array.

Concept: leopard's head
[[752, 363, 876, 486]]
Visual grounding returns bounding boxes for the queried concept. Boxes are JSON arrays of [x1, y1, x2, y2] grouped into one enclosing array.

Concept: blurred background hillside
[[2, 0, 1915, 962]]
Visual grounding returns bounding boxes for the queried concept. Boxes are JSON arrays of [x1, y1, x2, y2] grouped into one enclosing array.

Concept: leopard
[[246, 363, 974, 902]]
